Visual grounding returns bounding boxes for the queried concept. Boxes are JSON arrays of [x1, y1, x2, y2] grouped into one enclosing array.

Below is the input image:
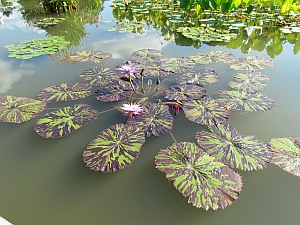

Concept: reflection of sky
[[0, 59, 35, 94]]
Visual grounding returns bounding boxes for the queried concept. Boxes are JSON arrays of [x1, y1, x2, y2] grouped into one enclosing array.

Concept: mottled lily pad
[[34, 104, 98, 138], [143, 62, 173, 77], [215, 90, 275, 112], [228, 71, 270, 93], [160, 57, 196, 73], [83, 123, 145, 172], [196, 124, 271, 171], [79, 67, 119, 86], [162, 84, 206, 101], [94, 84, 135, 102], [37, 83, 92, 103], [189, 51, 236, 65], [69, 51, 112, 63], [176, 69, 219, 86], [155, 141, 243, 210], [269, 137, 300, 177], [182, 96, 230, 126], [226, 56, 276, 70], [127, 49, 164, 65], [127, 103, 173, 137], [0, 95, 46, 123]]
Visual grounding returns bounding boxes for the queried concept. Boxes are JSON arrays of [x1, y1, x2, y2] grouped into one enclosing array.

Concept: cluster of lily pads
[[1, 48, 300, 211]]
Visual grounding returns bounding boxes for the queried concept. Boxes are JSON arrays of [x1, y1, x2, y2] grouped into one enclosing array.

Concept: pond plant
[[2, 47, 300, 210], [38, 0, 77, 13]]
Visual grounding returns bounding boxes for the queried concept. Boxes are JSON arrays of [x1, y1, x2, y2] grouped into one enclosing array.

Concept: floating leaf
[[176, 69, 219, 86], [127, 103, 173, 137], [127, 49, 164, 65], [162, 84, 206, 101], [143, 62, 173, 77], [215, 90, 275, 112], [37, 83, 92, 103], [94, 84, 134, 102], [155, 141, 243, 210], [189, 51, 236, 65], [69, 51, 112, 63], [226, 56, 276, 70], [0, 96, 46, 123], [182, 96, 230, 126], [196, 124, 271, 170], [160, 57, 196, 73], [79, 67, 119, 86], [34, 104, 98, 138], [228, 71, 270, 93], [83, 123, 145, 172], [269, 137, 300, 177]]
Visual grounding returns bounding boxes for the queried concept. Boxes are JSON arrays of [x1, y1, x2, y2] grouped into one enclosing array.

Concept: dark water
[[1, 1, 300, 225]]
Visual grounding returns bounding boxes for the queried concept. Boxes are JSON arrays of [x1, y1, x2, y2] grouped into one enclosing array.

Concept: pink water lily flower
[[121, 64, 137, 79], [120, 102, 144, 117]]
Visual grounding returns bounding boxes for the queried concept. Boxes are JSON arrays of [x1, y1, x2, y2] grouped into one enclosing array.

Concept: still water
[[1, 1, 300, 225]]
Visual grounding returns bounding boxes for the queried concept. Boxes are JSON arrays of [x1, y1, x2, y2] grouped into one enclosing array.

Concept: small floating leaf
[[0, 96, 46, 123], [69, 51, 112, 63], [162, 84, 206, 101], [155, 141, 243, 210], [269, 137, 300, 177], [83, 123, 145, 172], [37, 83, 92, 103], [196, 124, 271, 171], [79, 67, 119, 86], [34, 104, 98, 138], [176, 69, 219, 86]]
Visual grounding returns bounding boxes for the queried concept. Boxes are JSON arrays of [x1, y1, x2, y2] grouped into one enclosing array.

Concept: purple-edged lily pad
[[34, 104, 98, 138], [83, 123, 145, 172], [155, 141, 243, 210], [226, 56, 275, 70], [162, 84, 206, 101], [160, 57, 196, 73], [79, 67, 119, 86], [189, 51, 236, 65], [0, 95, 46, 123], [176, 69, 219, 86], [69, 51, 112, 63], [37, 83, 92, 103], [127, 49, 164, 65], [94, 83, 135, 102], [196, 124, 271, 171], [269, 137, 300, 177]]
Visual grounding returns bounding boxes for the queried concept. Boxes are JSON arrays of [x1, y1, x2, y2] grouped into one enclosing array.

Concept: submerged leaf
[[162, 84, 206, 101], [34, 104, 98, 138], [0, 96, 46, 123], [155, 142, 243, 210], [196, 124, 271, 171], [83, 123, 145, 172]]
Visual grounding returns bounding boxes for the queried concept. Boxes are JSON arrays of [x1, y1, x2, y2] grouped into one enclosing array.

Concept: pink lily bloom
[[120, 102, 144, 117]]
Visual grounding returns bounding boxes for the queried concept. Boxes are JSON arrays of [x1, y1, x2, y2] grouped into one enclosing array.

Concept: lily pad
[[196, 124, 271, 171], [160, 57, 196, 73], [94, 84, 135, 102], [189, 51, 236, 65], [69, 51, 112, 63], [269, 137, 300, 177], [143, 62, 173, 78], [228, 71, 270, 93], [126, 103, 173, 137], [155, 141, 243, 210], [162, 84, 206, 101], [83, 123, 145, 172], [127, 49, 164, 65], [0, 95, 46, 123], [34, 104, 98, 138], [226, 56, 276, 70], [37, 83, 92, 103], [79, 67, 119, 86], [182, 96, 230, 126], [215, 90, 275, 112], [176, 69, 219, 86]]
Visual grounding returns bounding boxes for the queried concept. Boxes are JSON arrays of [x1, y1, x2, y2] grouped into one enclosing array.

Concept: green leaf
[[0, 95, 46, 123], [196, 124, 271, 170], [34, 104, 98, 138], [127, 49, 164, 65], [155, 141, 243, 210], [160, 57, 196, 73], [189, 51, 236, 65], [79, 67, 119, 86], [69, 51, 112, 63], [83, 123, 145, 172], [226, 56, 276, 70], [162, 84, 206, 101]]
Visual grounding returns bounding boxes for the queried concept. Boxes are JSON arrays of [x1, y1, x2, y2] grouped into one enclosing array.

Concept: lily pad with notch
[[0, 95, 46, 123], [162, 84, 206, 101], [160, 57, 196, 73], [155, 141, 243, 210], [34, 104, 98, 138], [226, 56, 276, 70], [83, 123, 145, 172], [176, 69, 219, 86], [189, 51, 236, 65], [69, 51, 112, 63], [79, 67, 119, 86], [196, 124, 271, 171]]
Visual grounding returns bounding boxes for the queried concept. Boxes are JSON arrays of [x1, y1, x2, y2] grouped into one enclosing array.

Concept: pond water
[[1, 1, 300, 225]]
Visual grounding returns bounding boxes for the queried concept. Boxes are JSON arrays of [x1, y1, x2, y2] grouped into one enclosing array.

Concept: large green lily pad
[[126, 103, 173, 137], [160, 57, 196, 73], [189, 51, 236, 65], [176, 69, 219, 86], [69, 51, 112, 63], [79, 67, 119, 86], [196, 124, 271, 171], [182, 96, 230, 126], [215, 90, 275, 112], [34, 104, 98, 138], [0, 95, 46, 123], [226, 56, 276, 70], [83, 123, 145, 172], [37, 83, 92, 103], [228, 71, 270, 93], [155, 141, 243, 210], [162, 84, 206, 101], [269, 137, 300, 177]]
